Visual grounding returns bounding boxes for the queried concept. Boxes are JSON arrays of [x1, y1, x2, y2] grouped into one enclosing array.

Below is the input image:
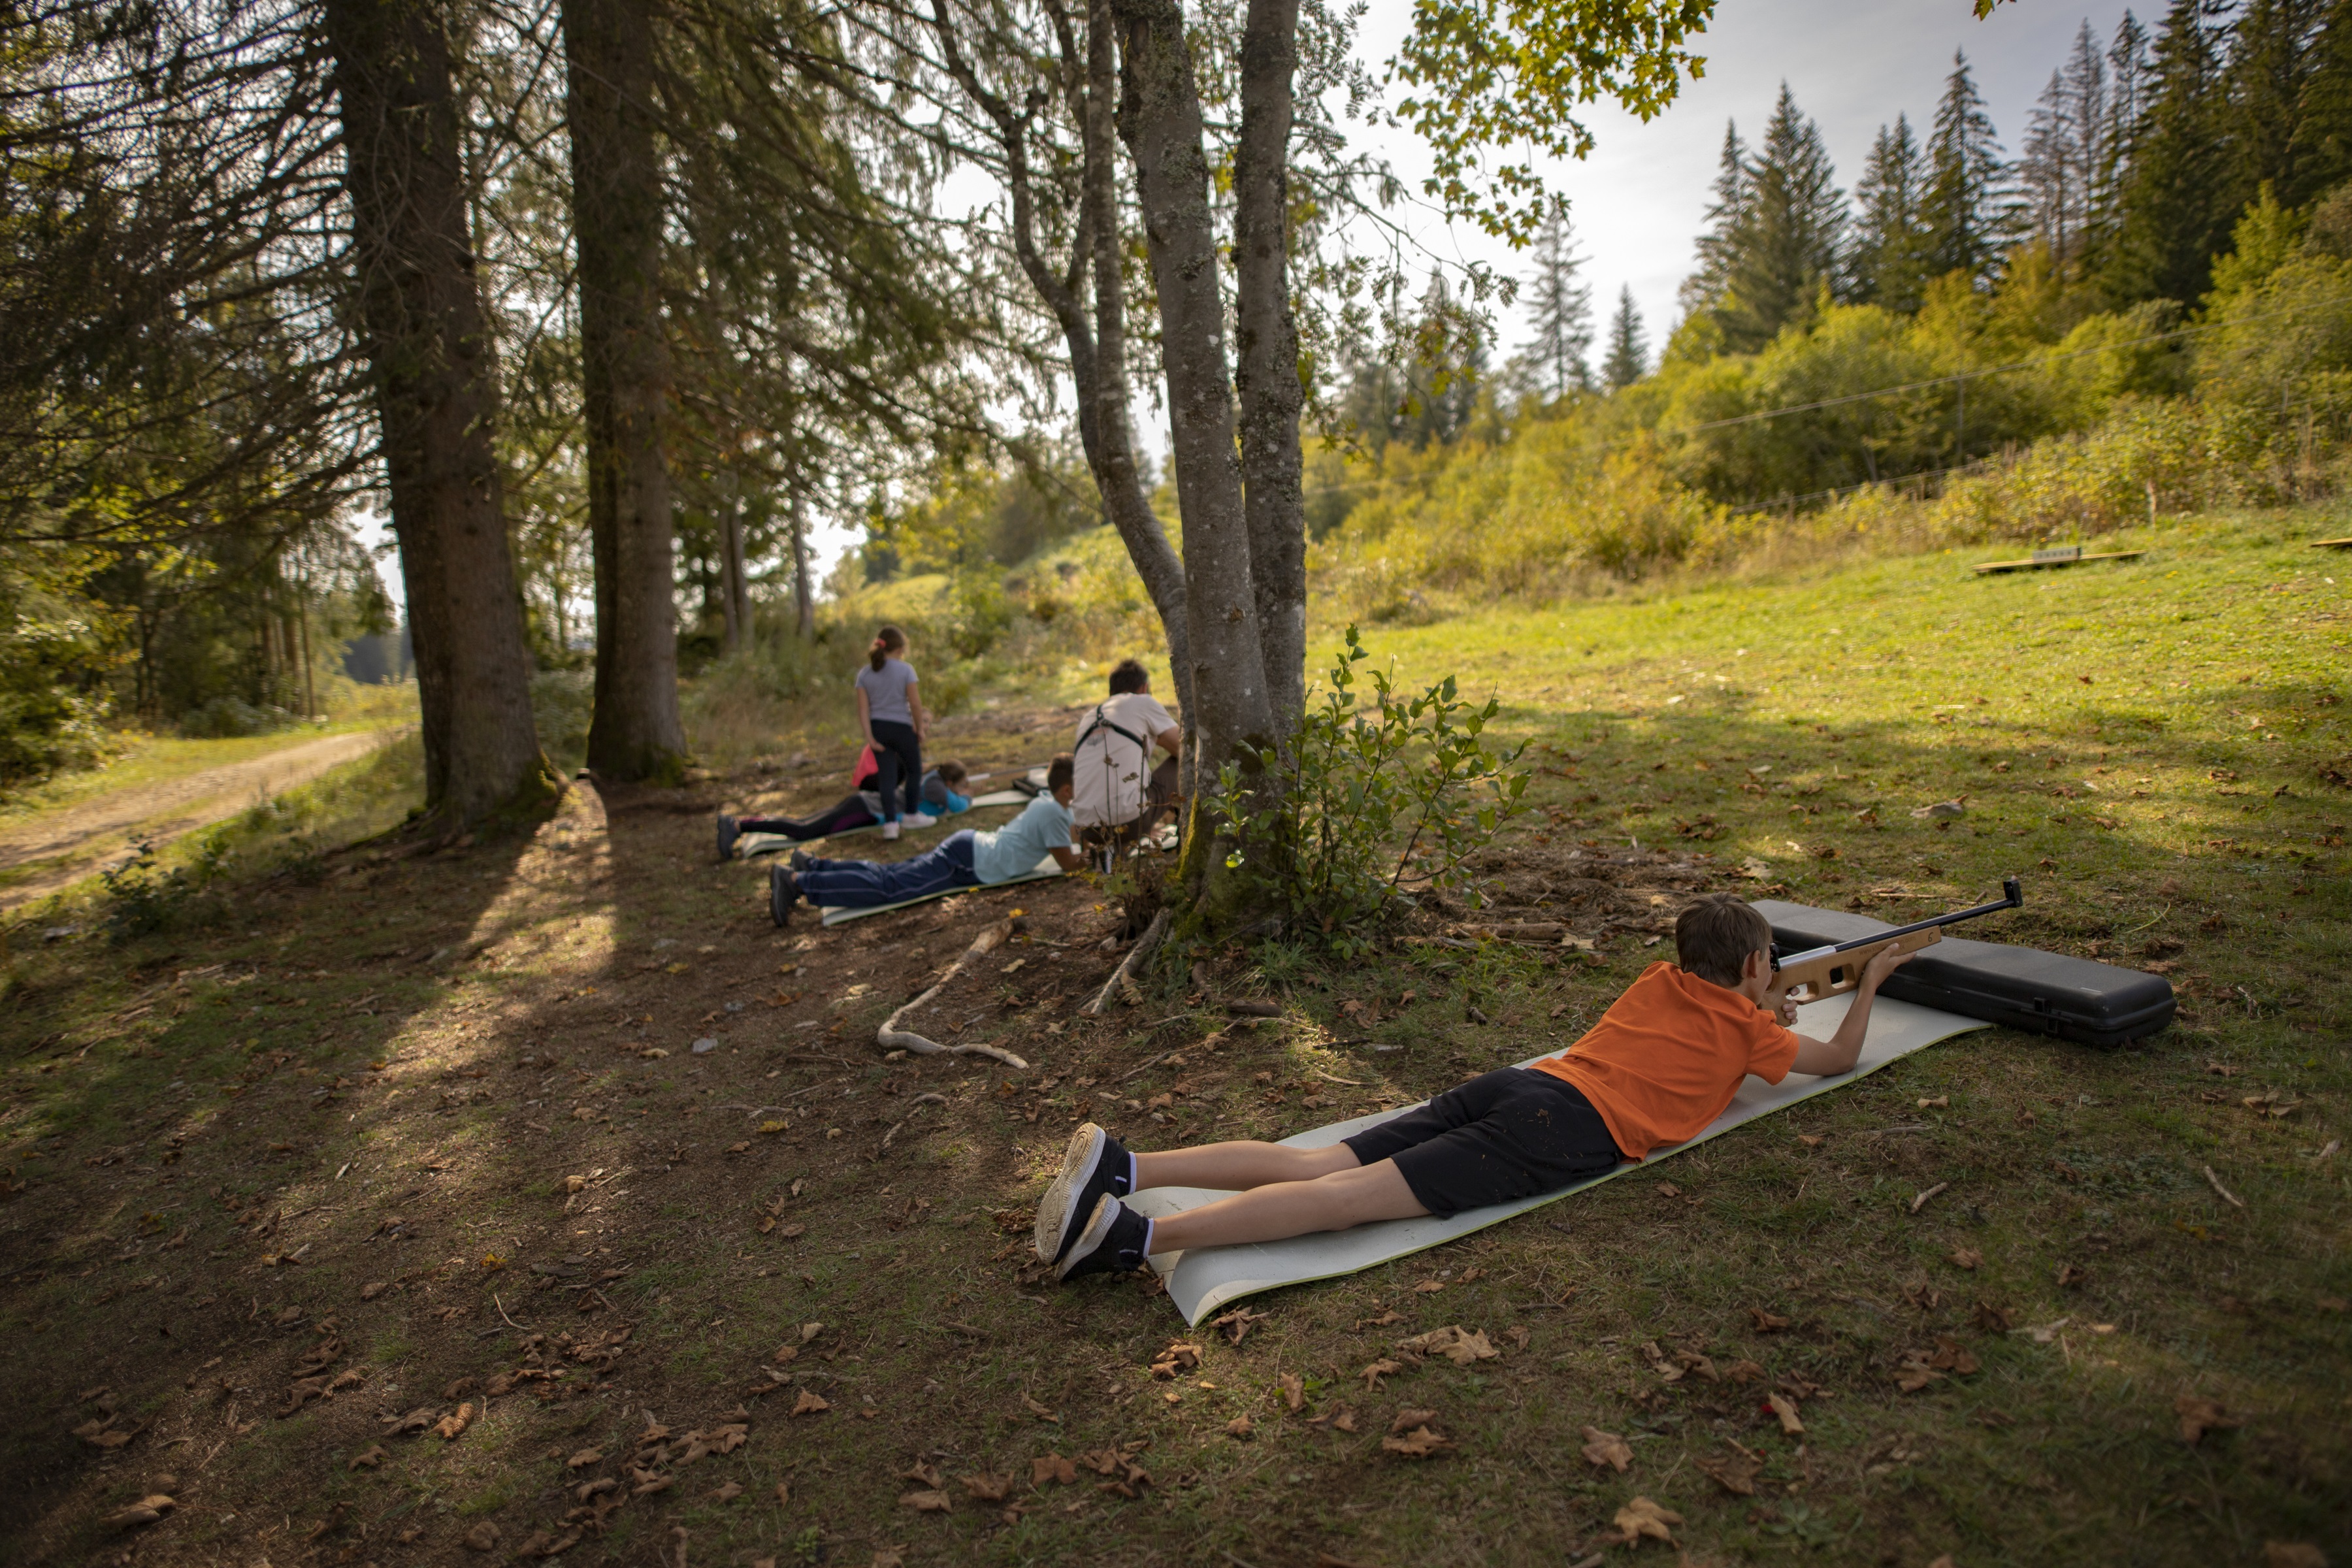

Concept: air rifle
[[1771, 877, 2024, 1002]]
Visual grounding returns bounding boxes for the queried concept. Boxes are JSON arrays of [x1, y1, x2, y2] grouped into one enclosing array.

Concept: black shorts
[[1342, 1068, 1627, 1218]]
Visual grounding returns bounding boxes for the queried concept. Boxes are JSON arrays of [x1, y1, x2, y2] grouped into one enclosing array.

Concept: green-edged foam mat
[[1122, 991, 1990, 1325], [735, 790, 1031, 858]]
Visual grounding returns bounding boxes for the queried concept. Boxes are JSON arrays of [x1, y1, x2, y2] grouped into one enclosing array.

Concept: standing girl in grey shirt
[[855, 625, 931, 840]]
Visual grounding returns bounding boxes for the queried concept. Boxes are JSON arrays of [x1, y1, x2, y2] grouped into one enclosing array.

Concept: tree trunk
[[789, 489, 815, 640], [326, 0, 549, 821], [564, 0, 687, 781], [1083, 0, 1193, 741], [1112, 0, 1271, 787], [717, 465, 749, 653], [1232, 0, 1306, 740]]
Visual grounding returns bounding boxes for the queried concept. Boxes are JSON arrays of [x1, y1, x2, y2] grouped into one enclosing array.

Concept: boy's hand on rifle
[[1861, 945, 1914, 988]]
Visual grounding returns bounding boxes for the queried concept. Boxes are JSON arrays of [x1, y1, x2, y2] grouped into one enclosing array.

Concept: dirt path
[[0, 727, 407, 913]]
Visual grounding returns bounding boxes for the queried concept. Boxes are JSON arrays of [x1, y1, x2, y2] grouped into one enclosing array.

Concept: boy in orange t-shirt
[[1039, 894, 1912, 1281]]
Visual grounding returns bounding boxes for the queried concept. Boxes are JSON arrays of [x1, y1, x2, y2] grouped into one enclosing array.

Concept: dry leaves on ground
[[1210, 1307, 1269, 1344], [1380, 1409, 1450, 1459], [1225, 1414, 1254, 1439], [1032, 1454, 1077, 1485], [105, 1495, 174, 1530], [1397, 1325, 1499, 1365], [2176, 1395, 2244, 1444], [960, 1473, 1011, 1502], [1695, 1443, 1763, 1496], [1896, 1337, 1980, 1392], [1948, 1248, 1984, 1269], [2264, 1543, 2327, 1568], [1766, 1392, 1805, 1435], [1748, 1307, 1791, 1332], [898, 1490, 951, 1514], [1148, 1342, 1202, 1379], [1358, 1358, 1405, 1390], [791, 1390, 830, 1417], [1580, 1426, 1633, 1472], [434, 1403, 474, 1440], [1307, 1407, 1359, 1433], [1610, 1496, 1683, 1546], [1354, 1311, 1405, 1330], [1278, 1373, 1304, 1411]]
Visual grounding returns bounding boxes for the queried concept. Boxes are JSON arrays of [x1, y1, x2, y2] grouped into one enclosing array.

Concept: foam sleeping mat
[[1753, 899, 2174, 1048], [816, 856, 1064, 926], [1125, 992, 1989, 1326], [735, 791, 1030, 858]]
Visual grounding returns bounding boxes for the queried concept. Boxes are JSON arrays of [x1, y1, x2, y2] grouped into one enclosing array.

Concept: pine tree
[[1602, 286, 1648, 387], [2064, 22, 2110, 234], [2290, 0, 2352, 194], [1923, 50, 2014, 286], [1523, 207, 1595, 397], [1680, 121, 1751, 318], [2104, 0, 2233, 304], [1851, 114, 1933, 310], [1713, 84, 1846, 351], [2021, 69, 2079, 259], [2227, 0, 2334, 208]]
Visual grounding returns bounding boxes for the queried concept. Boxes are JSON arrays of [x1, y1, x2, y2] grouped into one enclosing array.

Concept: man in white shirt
[[1070, 659, 1182, 848]]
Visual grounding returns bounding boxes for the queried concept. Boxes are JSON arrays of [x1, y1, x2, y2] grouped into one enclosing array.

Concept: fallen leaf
[[1380, 1426, 1450, 1459], [1797, 1134, 1824, 1148], [1749, 1307, 1791, 1333], [1974, 1301, 2017, 1332], [1411, 1279, 1445, 1294], [566, 1448, 602, 1469], [901, 1462, 945, 1489], [1211, 1307, 1269, 1344], [1720, 1358, 1766, 1384], [1330, 1409, 1358, 1433], [1580, 1426, 1632, 1472], [1388, 1407, 1439, 1433], [2056, 1263, 2089, 1290], [1225, 1414, 1254, 1439], [1278, 1373, 1303, 1412], [435, 1403, 474, 1440], [1031, 1454, 1077, 1486], [1353, 1311, 1405, 1330], [1358, 1358, 1405, 1390], [1695, 1446, 1761, 1495], [105, 1495, 174, 1530], [1147, 1343, 1202, 1380], [960, 1472, 1011, 1501], [1022, 1393, 1062, 1422], [463, 1522, 499, 1552], [359, 1281, 387, 1301], [74, 1420, 135, 1450], [711, 1480, 743, 1503], [1655, 1182, 1681, 1198], [1612, 1495, 1682, 1545], [1948, 1248, 1984, 1270], [349, 1445, 389, 1470], [2264, 1544, 2328, 1568], [2176, 1395, 2244, 1444], [898, 1489, 952, 1513], [791, 1389, 830, 1417], [1397, 1325, 1499, 1365], [380, 1407, 436, 1436], [1767, 1392, 1805, 1435]]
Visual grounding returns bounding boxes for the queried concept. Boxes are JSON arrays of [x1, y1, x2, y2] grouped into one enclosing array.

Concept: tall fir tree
[[1602, 286, 1648, 388], [2226, 0, 2334, 208], [1923, 50, 2014, 286], [2104, 0, 2234, 304], [1713, 84, 1846, 351], [1680, 121, 1751, 318], [2064, 20, 2111, 229], [1851, 113, 1933, 310], [2021, 69, 2082, 259], [1523, 207, 1595, 397], [2290, 0, 2352, 193]]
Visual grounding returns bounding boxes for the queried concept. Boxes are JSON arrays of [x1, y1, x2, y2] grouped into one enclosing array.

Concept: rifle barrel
[[1821, 878, 2023, 955]]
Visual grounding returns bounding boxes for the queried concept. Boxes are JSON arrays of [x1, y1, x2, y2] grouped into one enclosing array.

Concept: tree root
[[876, 919, 1030, 1068], [1079, 907, 1171, 1018]]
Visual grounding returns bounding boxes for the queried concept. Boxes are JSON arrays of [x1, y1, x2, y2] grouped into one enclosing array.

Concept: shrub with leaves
[[1213, 626, 1529, 947]]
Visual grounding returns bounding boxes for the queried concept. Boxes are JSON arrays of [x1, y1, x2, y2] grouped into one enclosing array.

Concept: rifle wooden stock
[[1772, 927, 1942, 1001]]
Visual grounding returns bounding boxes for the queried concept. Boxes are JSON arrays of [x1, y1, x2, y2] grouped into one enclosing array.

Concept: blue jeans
[[794, 830, 978, 909]]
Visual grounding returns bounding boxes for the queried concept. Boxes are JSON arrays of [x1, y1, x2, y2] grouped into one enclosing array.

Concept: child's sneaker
[[768, 864, 799, 927], [715, 813, 740, 862], [881, 820, 901, 841], [1055, 1194, 1151, 1281], [904, 811, 938, 829], [1034, 1123, 1132, 1264], [787, 848, 812, 872]]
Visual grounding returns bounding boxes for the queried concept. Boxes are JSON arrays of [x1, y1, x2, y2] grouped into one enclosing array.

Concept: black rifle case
[[1750, 900, 2176, 1048]]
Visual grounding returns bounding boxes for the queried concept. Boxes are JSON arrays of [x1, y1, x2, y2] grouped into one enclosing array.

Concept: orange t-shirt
[[1529, 962, 1801, 1159]]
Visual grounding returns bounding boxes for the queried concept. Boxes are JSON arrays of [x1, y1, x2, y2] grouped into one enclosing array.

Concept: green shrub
[[1213, 626, 1530, 951], [180, 696, 299, 738]]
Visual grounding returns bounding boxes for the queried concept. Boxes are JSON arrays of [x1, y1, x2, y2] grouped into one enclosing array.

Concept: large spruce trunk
[[326, 0, 549, 821], [564, 0, 688, 781], [1232, 0, 1306, 739], [1111, 0, 1273, 786]]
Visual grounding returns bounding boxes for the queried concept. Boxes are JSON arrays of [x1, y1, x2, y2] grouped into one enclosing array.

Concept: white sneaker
[[882, 820, 901, 841], [904, 811, 937, 829]]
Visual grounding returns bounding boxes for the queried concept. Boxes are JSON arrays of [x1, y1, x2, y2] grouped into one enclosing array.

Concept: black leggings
[[869, 719, 922, 821], [738, 795, 877, 842]]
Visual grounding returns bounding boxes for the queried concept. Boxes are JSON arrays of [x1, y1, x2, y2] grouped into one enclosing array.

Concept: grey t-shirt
[[855, 658, 917, 727]]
